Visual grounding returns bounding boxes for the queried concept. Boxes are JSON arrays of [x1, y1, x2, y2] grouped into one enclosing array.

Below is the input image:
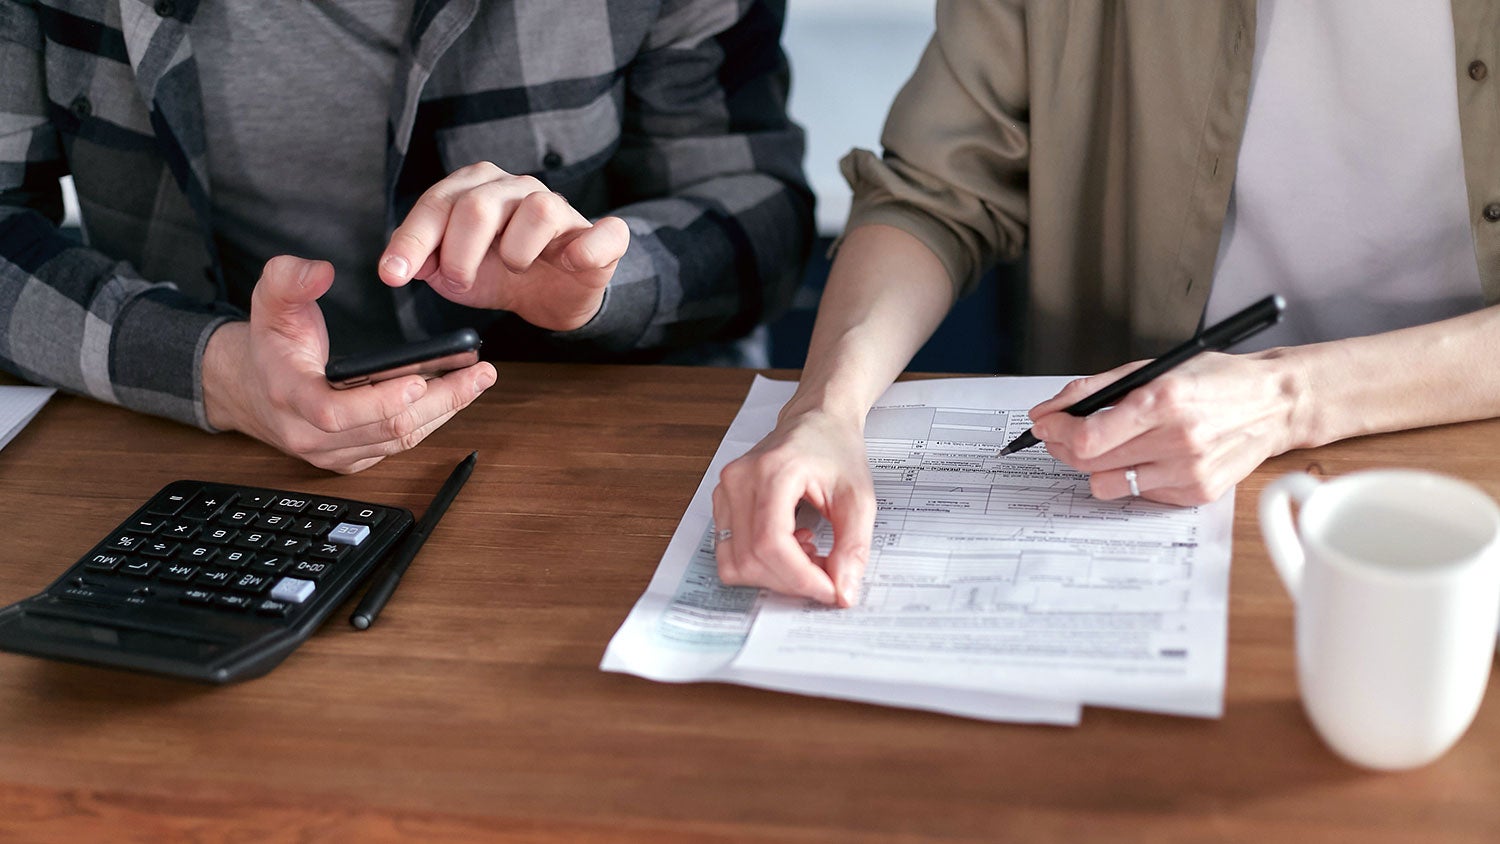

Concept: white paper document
[[602, 376, 1233, 723], [0, 386, 54, 452]]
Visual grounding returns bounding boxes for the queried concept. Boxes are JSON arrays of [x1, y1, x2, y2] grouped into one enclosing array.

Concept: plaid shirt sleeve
[[0, 0, 238, 429], [559, 0, 814, 353]]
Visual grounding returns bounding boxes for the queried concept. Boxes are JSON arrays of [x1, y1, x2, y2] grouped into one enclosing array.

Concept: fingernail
[[474, 369, 496, 396], [383, 254, 409, 278], [404, 382, 424, 403], [560, 253, 579, 273], [840, 573, 861, 603], [428, 271, 463, 293]]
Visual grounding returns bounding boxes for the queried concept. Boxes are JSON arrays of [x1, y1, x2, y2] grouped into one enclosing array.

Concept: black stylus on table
[[350, 450, 477, 630], [998, 295, 1286, 457]]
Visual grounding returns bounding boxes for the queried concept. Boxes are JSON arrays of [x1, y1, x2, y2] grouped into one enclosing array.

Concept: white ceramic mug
[[1259, 469, 1500, 770]]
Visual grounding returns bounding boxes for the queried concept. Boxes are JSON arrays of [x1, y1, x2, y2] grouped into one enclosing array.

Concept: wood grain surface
[[0, 364, 1495, 843]]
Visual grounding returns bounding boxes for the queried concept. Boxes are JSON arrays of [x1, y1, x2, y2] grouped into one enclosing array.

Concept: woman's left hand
[[1027, 351, 1306, 505]]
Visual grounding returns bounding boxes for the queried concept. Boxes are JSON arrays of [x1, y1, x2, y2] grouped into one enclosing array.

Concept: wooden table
[[0, 363, 1496, 843]]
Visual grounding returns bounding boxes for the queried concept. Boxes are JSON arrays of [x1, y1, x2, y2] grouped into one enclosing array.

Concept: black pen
[[998, 295, 1286, 457], [350, 450, 477, 629]]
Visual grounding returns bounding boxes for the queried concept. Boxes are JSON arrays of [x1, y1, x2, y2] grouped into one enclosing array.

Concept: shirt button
[[154, 0, 176, 17], [70, 95, 91, 118], [1484, 203, 1500, 223], [1469, 60, 1488, 81], [542, 151, 563, 169]]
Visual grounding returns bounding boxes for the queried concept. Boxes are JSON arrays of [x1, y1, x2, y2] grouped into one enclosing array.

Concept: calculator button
[[162, 521, 199, 540], [124, 517, 163, 534], [178, 545, 219, 564], [180, 589, 215, 606], [271, 536, 310, 555], [219, 508, 257, 527], [214, 594, 254, 612], [289, 560, 332, 581], [105, 533, 147, 553], [181, 488, 236, 521], [308, 501, 346, 520], [271, 577, 316, 604], [271, 496, 311, 514], [289, 518, 329, 536], [201, 527, 239, 544], [234, 532, 273, 550], [84, 553, 126, 572], [160, 562, 199, 582], [139, 540, 179, 559], [254, 599, 292, 617], [308, 542, 350, 562], [328, 523, 370, 546], [254, 513, 294, 531], [230, 572, 272, 594], [237, 491, 276, 509], [248, 555, 291, 574], [219, 550, 256, 569], [119, 559, 159, 578], [194, 568, 234, 587], [346, 506, 383, 526], [146, 491, 191, 516]]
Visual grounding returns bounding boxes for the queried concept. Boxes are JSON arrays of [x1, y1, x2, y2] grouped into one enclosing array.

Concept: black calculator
[[0, 480, 413, 683]]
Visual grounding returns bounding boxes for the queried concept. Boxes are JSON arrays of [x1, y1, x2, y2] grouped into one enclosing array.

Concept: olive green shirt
[[843, 0, 1500, 374]]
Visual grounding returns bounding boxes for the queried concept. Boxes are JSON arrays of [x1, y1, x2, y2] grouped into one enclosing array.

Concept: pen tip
[[351, 615, 370, 630]]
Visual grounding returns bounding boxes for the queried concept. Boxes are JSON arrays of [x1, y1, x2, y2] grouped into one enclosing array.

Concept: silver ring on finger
[[1125, 466, 1141, 498], [716, 527, 733, 543]]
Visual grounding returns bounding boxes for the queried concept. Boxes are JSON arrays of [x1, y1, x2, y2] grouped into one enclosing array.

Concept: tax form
[[602, 376, 1233, 722]]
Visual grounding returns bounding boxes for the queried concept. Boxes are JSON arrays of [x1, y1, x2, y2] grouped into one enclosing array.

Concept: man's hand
[[377, 162, 630, 331], [1028, 351, 1304, 505], [203, 255, 496, 473], [713, 409, 877, 607]]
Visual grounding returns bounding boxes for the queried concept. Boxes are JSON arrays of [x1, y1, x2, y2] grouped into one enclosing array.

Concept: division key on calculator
[[0, 480, 413, 683]]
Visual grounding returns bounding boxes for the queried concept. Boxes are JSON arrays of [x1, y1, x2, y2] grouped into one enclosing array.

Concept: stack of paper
[[0, 386, 54, 453], [601, 377, 1233, 725]]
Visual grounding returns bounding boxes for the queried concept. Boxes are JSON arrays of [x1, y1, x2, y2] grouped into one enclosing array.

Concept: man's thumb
[[253, 255, 334, 317]]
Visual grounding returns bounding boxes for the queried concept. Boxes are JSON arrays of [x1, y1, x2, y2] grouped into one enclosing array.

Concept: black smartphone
[[325, 328, 483, 389]]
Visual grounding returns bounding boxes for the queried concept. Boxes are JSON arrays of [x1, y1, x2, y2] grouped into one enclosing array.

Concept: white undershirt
[[1205, 0, 1483, 350]]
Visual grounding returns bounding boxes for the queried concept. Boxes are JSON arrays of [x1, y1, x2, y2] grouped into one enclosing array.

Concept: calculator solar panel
[[0, 480, 413, 683]]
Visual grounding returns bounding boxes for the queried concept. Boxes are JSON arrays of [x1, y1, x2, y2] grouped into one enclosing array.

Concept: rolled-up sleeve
[[842, 0, 1030, 298]]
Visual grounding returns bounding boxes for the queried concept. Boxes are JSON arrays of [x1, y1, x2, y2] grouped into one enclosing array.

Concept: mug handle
[[1258, 472, 1323, 601]]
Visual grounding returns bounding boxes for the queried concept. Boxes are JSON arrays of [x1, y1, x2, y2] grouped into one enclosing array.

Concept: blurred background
[[775, 0, 1020, 374]]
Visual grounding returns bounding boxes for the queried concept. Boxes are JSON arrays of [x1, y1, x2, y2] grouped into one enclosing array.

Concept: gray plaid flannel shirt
[[0, 0, 812, 428]]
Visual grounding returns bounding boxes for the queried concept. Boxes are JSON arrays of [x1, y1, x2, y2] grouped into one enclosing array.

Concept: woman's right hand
[[712, 408, 877, 607]]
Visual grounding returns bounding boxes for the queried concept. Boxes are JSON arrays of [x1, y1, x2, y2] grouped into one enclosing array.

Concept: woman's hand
[[713, 409, 876, 607], [1028, 351, 1306, 505]]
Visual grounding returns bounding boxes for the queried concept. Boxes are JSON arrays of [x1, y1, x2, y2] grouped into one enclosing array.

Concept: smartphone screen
[[325, 328, 483, 389]]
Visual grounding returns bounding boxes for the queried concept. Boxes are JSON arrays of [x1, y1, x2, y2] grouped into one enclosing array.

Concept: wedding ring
[[1125, 466, 1141, 498], [716, 527, 733, 543]]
